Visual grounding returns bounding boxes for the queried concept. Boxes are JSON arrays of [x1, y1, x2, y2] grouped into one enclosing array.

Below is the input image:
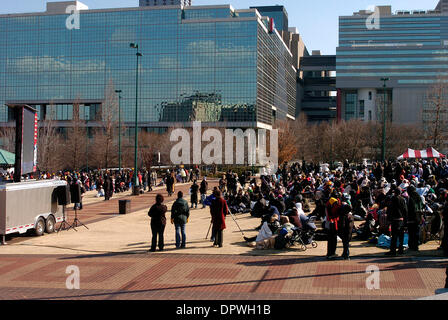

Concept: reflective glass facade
[[0, 5, 296, 128]]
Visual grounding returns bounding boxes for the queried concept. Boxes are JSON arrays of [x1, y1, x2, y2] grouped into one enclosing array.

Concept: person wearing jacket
[[190, 180, 199, 209], [407, 185, 424, 252], [325, 194, 341, 260], [210, 190, 229, 248], [338, 199, 354, 260], [166, 171, 175, 197], [148, 194, 167, 252], [171, 191, 190, 249], [441, 193, 448, 257], [200, 177, 209, 208], [386, 188, 408, 256]]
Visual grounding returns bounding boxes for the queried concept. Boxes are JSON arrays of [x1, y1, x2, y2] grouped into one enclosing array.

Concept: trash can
[[119, 200, 131, 215]]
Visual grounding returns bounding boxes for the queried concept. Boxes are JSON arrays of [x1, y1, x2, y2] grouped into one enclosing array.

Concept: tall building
[[250, 6, 289, 33], [140, 0, 192, 7], [299, 52, 337, 122], [337, 0, 448, 124], [0, 1, 296, 132]]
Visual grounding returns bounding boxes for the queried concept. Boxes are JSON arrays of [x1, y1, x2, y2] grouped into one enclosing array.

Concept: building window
[[345, 92, 357, 120], [368, 91, 372, 100], [368, 110, 372, 121], [359, 100, 365, 118]]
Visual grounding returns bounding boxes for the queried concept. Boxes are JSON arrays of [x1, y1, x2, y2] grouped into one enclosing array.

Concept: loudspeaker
[[56, 184, 71, 205], [70, 183, 81, 204]]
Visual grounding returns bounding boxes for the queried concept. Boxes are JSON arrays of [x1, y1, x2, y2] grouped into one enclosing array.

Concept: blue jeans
[[175, 223, 186, 248]]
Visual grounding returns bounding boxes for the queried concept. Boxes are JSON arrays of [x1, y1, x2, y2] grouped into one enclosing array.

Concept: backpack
[[274, 233, 288, 250]]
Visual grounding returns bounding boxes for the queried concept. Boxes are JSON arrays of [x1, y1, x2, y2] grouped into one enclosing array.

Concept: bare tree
[[37, 103, 63, 172], [63, 98, 86, 171], [422, 77, 448, 150], [92, 81, 119, 169], [0, 127, 15, 153]]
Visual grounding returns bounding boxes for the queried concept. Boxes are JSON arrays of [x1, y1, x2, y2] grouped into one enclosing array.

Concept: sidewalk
[[1, 181, 447, 300]]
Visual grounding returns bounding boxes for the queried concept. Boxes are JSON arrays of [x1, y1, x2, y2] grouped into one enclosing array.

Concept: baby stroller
[[289, 216, 318, 251]]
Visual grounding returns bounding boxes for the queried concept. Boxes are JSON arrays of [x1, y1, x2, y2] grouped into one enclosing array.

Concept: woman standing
[[210, 190, 229, 248], [166, 171, 175, 197], [148, 194, 168, 252]]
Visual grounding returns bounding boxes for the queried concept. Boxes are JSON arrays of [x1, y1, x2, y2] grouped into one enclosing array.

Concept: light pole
[[381, 77, 390, 162], [130, 43, 142, 195], [115, 90, 122, 172], [85, 105, 89, 173]]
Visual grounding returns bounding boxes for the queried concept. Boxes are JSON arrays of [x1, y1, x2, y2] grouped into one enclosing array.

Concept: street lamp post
[[381, 77, 390, 162], [115, 90, 122, 172], [130, 43, 142, 196], [85, 105, 89, 173]]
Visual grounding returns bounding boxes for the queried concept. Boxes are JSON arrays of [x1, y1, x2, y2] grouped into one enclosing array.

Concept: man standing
[[166, 171, 175, 197], [386, 188, 408, 256], [338, 195, 354, 260], [104, 173, 113, 201], [441, 193, 448, 257], [148, 194, 167, 252], [190, 180, 199, 209], [407, 185, 424, 252], [200, 177, 208, 209], [210, 190, 229, 248], [171, 191, 190, 249]]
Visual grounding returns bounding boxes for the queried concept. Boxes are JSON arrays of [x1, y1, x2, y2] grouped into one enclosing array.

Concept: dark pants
[[338, 228, 352, 258], [390, 220, 405, 253], [151, 224, 165, 251], [445, 267, 448, 289], [442, 223, 448, 256], [175, 223, 186, 248], [326, 222, 337, 257], [407, 222, 419, 251], [213, 227, 223, 247]]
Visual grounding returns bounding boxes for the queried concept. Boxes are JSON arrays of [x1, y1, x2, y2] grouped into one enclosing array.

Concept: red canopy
[[397, 147, 446, 160]]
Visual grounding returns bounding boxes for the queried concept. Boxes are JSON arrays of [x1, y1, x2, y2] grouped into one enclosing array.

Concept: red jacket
[[210, 197, 229, 230]]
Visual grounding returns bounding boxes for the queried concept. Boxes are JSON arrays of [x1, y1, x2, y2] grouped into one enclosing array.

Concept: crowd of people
[[2, 158, 447, 260], [146, 160, 448, 259]]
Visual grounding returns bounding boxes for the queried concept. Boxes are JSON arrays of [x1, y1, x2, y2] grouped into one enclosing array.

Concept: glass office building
[[0, 1, 296, 130], [336, 1, 448, 124], [250, 6, 289, 33]]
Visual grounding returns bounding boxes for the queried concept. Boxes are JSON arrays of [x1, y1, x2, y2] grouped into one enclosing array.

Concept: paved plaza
[[0, 181, 447, 300]]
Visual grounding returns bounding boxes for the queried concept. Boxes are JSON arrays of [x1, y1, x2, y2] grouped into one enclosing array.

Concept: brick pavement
[[2, 178, 447, 300], [0, 253, 446, 300]]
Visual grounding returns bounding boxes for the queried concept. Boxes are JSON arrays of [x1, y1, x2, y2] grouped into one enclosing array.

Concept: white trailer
[[0, 180, 67, 245]]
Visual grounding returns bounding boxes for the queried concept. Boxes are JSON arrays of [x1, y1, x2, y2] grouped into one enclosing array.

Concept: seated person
[[245, 214, 280, 247], [285, 207, 303, 229]]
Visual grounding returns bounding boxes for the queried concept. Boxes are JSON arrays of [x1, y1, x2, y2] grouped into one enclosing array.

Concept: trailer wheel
[[45, 216, 56, 234], [34, 218, 45, 236]]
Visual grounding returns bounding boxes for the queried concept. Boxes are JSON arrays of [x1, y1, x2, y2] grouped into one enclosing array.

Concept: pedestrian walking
[[171, 191, 190, 249], [148, 194, 167, 252]]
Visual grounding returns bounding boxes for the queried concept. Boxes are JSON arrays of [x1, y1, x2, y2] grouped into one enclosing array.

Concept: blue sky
[[1, 0, 441, 54]]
